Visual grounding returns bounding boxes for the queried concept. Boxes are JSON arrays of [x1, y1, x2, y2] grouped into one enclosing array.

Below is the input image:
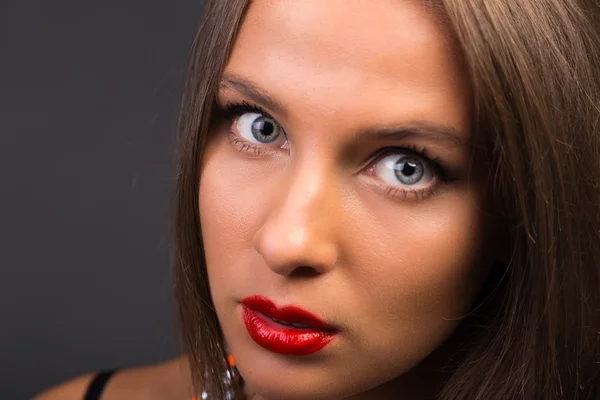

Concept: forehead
[[224, 0, 471, 135]]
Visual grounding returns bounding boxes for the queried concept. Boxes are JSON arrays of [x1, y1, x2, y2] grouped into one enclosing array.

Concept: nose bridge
[[286, 158, 333, 222], [253, 156, 340, 275]]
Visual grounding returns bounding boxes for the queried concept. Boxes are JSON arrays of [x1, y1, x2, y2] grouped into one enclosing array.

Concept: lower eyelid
[[225, 129, 287, 158], [226, 130, 263, 155], [370, 179, 441, 201], [361, 162, 442, 200]]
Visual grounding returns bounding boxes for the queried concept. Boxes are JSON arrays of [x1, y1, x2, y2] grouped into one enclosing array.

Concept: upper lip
[[241, 295, 338, 331]]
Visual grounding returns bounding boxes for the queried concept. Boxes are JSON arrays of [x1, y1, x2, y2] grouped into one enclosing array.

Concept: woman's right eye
[[233, 112, 287, 147]]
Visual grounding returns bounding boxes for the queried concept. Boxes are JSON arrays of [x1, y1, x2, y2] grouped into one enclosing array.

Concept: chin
[[236, 354, 399, 400], [245, 379, 357, 400]]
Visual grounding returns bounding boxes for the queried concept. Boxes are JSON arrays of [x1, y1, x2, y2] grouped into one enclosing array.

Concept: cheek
[[198, 144, 267, 290], [341, 192, 491, 355], [369, 208, 487, 309]]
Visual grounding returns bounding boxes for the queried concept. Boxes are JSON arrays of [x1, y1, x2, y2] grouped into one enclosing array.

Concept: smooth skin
[[36, 1, 501, 399], [33, 357, 193, 400], [200, 1, 499, 399]]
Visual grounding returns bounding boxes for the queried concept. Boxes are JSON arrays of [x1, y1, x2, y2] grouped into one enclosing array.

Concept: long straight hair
[[174, 1, 600, 398]]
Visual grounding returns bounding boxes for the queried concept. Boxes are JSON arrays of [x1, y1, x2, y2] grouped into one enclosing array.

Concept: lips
[[241, 295, 338, 356]]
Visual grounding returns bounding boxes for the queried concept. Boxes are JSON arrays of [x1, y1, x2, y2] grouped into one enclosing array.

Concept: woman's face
[[199, 1, 495, 399]]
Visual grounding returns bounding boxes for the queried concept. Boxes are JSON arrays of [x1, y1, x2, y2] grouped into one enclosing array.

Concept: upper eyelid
[[217, 96, 273, 120], [224, 101, 274, 119], [374, 146, 433, 160], [223, 101, 287, 134], [370, 147, 437, 172]]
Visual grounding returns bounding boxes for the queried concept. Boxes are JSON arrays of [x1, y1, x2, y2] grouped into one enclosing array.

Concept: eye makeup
[[215, 99, 460, 202]]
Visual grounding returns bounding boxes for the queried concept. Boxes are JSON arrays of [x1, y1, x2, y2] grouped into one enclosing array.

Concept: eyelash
[[221, 101, 277, 131], [218, 101, 457, 201]]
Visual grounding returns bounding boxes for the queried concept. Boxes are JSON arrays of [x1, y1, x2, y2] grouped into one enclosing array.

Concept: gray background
[[0, 0, 204, 398]]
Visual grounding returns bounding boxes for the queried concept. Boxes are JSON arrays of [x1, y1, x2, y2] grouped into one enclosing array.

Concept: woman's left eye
[[371, 151, 435, 189], [234, 112, 287, 147]]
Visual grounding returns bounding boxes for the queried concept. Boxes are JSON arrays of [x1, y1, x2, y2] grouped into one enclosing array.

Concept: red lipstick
[[241, 295, 338, 356]]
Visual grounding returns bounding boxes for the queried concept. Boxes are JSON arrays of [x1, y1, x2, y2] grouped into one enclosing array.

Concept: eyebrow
[[220, 73, 288, 117], [354, 122, 467, 147], [219, 73, 468, 147]]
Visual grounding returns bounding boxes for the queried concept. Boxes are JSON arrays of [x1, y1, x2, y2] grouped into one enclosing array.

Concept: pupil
[[253, 119, 274, 136], [402, 162, 417, 176]]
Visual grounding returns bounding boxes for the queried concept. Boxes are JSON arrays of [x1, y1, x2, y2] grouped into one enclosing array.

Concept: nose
[[252, 162, 340, 277]]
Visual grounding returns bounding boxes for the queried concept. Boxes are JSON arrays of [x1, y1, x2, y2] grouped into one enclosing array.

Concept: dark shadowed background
[[0, 1, 204, 398]]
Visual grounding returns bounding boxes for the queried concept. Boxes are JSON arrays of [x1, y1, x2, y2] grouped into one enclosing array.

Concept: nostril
[[289, 266, 322, 279]]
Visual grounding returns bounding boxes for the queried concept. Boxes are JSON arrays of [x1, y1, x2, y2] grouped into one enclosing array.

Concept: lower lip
[[241, 307, 337, 356]]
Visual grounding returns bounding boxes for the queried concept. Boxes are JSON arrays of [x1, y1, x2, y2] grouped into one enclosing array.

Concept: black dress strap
[[83, 369, 119, 400]]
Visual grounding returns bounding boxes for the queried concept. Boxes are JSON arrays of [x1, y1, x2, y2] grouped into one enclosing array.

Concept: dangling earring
[[227, 354, 235, 367], [194, 353, 239, 400]]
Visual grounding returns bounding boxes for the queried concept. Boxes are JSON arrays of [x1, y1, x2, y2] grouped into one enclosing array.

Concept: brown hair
[[173, 1, 600, 398]]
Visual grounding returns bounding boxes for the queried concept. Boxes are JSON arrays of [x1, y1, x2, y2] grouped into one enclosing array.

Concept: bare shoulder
[[33, 373, 96, 400], [33, 356, 194, 400]]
